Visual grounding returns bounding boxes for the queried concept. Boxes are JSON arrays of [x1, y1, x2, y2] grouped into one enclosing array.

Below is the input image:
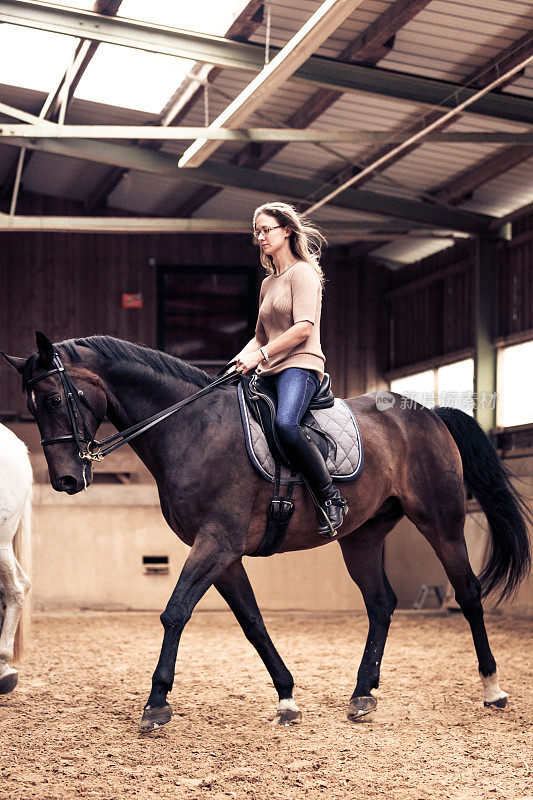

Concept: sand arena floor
[[0, 610, 531, 800]]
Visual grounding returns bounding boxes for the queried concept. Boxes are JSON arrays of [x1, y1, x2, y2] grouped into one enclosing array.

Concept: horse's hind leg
[[215, 559, 301, 725], [406, 504, 508, 709], [0, 541, 30, 694], [338, 505, 401, 721]]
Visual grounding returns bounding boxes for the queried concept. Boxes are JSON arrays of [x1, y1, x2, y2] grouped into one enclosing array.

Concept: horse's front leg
[[141, 531, 240, 730], [0, 545, 30, 694]]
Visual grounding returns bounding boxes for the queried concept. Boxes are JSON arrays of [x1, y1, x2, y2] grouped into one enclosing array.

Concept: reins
[[26, 353, 238, 462]]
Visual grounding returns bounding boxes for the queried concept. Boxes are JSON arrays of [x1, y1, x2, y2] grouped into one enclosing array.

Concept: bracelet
[[259, 346, 270, 363]]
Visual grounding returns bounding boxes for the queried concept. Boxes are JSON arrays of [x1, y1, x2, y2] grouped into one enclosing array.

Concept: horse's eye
[[47, 394, 62, 409]]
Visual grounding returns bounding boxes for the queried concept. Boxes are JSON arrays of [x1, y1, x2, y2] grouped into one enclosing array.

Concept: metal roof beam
[[2, 1, 533, 125], [178, 0, 368, 167], [4, 133, 491, 232], [0, 215, 436, 235], [2, 124, 533, 144]]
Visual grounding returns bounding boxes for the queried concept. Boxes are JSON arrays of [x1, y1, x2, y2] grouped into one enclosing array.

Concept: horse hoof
[[140, 703, 172, 731], [0, 668, 18, 695], [273, 708, 302, 726], [484, 694, 508, 709], [347, 695, 377, 721], [272, 700, 302, 726]]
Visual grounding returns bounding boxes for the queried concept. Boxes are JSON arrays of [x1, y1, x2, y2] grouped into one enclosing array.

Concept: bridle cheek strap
[[26, 354, 99, 457]]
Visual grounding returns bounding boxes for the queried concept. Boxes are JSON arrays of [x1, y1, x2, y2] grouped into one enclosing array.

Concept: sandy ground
[[0, 610, 531, 800]]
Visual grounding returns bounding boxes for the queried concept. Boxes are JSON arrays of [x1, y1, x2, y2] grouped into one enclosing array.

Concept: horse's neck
[[101, 362, 200, 433]]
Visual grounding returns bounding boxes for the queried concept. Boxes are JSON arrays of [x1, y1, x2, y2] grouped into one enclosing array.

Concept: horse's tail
[[13, 482, 32, 663], [433, 407, 531, 604]]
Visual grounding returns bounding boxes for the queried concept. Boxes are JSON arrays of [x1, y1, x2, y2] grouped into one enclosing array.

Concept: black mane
[[58, 336, 212, 388]]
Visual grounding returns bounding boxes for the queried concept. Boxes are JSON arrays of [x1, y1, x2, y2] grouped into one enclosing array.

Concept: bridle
[[25, 351, 238, 464], [25, 352, 101, 461]]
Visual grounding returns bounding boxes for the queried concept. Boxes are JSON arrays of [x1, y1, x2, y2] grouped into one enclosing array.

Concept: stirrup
[[317, 497, 348, 539]]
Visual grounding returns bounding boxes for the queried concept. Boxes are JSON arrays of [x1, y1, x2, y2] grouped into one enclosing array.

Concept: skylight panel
[[74, 0, 248, 113], [0, 25, 78, 94], [74, 45, 194, 114]]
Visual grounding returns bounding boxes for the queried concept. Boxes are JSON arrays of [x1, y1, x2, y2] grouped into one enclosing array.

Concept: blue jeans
[[266, 368, 321, 446]]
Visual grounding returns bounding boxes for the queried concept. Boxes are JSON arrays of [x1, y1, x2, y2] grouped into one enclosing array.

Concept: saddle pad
[[238, 384, 363, 485]]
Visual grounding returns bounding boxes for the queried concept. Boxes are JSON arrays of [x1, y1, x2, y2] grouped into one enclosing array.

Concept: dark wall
[[0, 221, 386, 414]]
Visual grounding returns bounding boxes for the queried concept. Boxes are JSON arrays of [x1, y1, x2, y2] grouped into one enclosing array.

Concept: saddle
[[239, 372, 335, 467]]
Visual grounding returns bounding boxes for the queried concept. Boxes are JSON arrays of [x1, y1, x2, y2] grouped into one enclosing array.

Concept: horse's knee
[[160, 608, 190, 630]]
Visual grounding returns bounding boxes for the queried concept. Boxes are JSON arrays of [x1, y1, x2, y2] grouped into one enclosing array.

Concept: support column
[[474, 235, 499, 434]]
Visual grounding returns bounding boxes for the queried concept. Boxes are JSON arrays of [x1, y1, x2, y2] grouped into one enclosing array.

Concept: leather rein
[[26, 352, 237, 463]]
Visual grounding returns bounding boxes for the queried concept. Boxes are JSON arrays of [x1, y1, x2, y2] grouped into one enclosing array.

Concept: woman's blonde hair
[[253, 202, 326, 284]]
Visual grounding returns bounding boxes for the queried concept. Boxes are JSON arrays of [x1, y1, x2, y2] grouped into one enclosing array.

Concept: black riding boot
[[281, 428, 348, 537]]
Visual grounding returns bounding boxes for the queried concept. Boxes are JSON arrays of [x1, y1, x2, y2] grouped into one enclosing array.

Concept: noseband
[[25, 353, 101, 460], [26, 353, 238, 463]]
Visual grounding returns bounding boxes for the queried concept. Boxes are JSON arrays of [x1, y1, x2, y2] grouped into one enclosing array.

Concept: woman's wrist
[[259, 346, 269, 363]]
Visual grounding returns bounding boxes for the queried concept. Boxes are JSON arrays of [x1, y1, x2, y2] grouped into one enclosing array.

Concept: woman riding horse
[[234, 202, 347, 536]]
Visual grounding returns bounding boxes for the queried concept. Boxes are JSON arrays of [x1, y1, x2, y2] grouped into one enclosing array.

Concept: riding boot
[[281, 428, 348, 537]]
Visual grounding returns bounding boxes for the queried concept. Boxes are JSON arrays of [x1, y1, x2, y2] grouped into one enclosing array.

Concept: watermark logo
[[375, 390, 396, 411]]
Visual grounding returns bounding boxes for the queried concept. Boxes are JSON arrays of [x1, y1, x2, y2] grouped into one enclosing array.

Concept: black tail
[[434, 407, 531, 604]]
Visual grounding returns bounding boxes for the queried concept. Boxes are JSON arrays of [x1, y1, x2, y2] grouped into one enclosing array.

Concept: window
[[158, 267, 256, 365], [390, 370, 435, 409], [437, 360, 474, 417], [390, 359, 474, 415], [497, 341, 533, 427]]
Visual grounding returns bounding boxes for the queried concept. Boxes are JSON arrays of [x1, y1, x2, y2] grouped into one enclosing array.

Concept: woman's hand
[[235, 350, 264, 374]]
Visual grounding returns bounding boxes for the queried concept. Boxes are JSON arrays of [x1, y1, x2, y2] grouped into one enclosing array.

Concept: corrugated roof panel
[[363, 140, 504, 195], [378, 0, 532, 82], [459, 155, 533, 216], [371, 236, 461, 264], [106, 171, 201, 215], [21, 151, 117, 202], [503, 65, 533, 100]]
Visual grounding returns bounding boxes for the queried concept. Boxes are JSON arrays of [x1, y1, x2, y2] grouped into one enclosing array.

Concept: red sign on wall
[[122, 293, 143, 309]]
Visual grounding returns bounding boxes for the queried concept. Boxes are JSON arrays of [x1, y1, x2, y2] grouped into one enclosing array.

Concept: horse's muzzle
[[52, 475, 85, 494]]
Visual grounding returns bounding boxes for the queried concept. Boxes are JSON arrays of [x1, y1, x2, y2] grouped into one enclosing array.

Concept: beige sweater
[[254, 261, 325, 380]]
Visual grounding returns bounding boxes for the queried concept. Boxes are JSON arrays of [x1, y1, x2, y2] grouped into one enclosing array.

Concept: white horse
[[0, 424, 32, 694]]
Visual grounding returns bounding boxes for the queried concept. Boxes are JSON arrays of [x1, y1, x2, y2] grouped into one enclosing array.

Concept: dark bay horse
[[4, 332, 531, 731]]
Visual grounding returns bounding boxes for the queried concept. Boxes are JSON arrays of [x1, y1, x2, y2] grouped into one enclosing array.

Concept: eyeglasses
[[253, 225, 282, 239]]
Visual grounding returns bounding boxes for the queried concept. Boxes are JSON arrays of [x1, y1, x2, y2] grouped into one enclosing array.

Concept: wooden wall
[[0, 205, 386, 414], [384, 242, 475, 374], [499, 209, 533, 344]]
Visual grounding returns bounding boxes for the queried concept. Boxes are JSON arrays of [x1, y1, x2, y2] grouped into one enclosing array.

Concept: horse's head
[[3, 332, 107, 494]]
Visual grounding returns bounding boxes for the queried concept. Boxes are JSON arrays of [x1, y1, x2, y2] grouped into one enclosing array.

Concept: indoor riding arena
[[0, 1, 532, 799]]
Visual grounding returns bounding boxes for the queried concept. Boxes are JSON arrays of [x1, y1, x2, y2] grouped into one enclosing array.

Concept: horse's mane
[[58, 336, 212, 388]]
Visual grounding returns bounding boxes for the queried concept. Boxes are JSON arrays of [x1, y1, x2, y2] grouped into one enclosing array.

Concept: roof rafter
[[173, 0, 434, 215], [2, 123, 533, 144], [178, 0, 369, 168], [431, 145, 533, 205], [85, 0, 265, 213], [312, 30, 533, 199], [1, 0, 122, 205], [3, 132, 492, 232]]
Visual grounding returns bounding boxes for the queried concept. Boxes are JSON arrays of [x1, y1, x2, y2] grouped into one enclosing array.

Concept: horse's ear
[[1, 352, 26, 374], [35, 331, 55, 367]]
